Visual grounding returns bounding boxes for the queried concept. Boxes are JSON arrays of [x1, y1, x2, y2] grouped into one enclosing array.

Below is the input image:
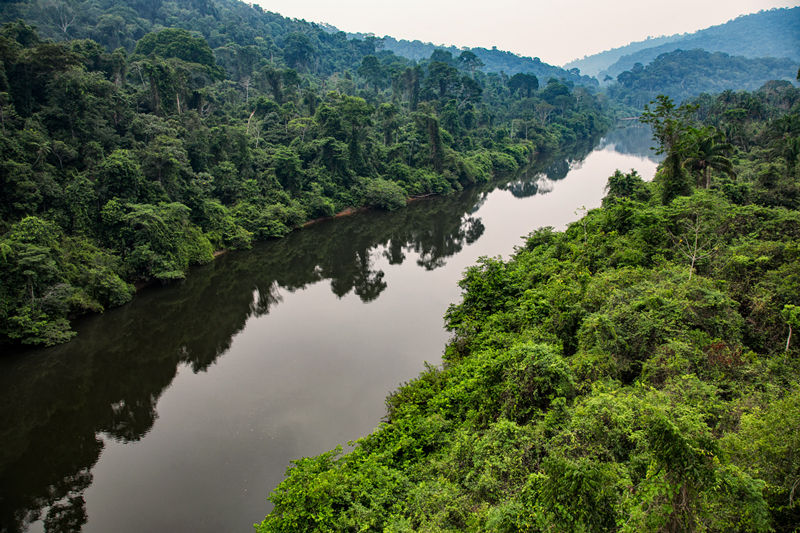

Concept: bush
[[363, 178, 407, 211]]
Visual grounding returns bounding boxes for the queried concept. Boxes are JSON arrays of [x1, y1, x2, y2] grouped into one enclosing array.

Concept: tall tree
[[509, 72, 539, 98], [684, 127, 734, 189], [457, 50, 483, 77], [358, 55, 384, 93]]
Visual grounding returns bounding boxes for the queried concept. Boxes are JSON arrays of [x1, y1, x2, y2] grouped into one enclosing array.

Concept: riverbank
[[257, 141, 800, 533], [0, 127, 663, 532]]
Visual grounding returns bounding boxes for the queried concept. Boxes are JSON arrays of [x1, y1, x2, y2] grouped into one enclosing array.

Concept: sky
[[252, 0, 799, 66]]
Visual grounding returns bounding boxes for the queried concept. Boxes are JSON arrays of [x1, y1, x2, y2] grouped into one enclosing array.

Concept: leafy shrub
[[363, 178, 407, 211]]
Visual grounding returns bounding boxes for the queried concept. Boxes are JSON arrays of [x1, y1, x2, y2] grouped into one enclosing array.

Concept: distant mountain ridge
[[609, 48, 798, 108], [344, 31, 598, 87], [565, 34, 684, 78], [566, 7, 800, 79]]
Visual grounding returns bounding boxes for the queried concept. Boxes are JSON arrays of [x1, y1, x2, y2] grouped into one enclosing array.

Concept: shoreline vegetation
[[135, 190, 494, 292], [256, 87, 800, 532], [0, 13, 611, 348], [133, 144, 595, 295], [0, 1, 797, 532]]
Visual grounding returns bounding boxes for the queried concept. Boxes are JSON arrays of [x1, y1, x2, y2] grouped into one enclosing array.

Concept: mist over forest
[[0, 1, 798, 532]]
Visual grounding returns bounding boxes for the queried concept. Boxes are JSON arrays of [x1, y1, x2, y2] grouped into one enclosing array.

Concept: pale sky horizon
[[253, 0, 799, 66]]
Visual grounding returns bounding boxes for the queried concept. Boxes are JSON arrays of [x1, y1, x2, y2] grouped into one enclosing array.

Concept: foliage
[[610, 49, 797, 108], [257, 88, 800, 532], [348, 33, 598, 86], [0, 3, 612, 346], [0, 216, 133, 345], [363, 178, 407, 211]]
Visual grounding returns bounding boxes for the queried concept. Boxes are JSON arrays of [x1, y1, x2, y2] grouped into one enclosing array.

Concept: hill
[[257, 86, 800, 533], [0, 0, 611, 347], [566, 7, 800, 79], [0, 0, 380, 75], [565, 34, 683, 79], [609, 48, 798, 107], [346, 32, 598, 87]]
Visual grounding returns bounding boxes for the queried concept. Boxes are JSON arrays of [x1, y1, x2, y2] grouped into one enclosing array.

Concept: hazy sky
[[253, 0, 799, 66]]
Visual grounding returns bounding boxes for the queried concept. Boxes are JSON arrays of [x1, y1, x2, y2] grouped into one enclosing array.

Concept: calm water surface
[[0, 127, 658, 533]]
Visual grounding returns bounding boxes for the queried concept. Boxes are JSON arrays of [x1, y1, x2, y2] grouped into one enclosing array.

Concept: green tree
[[724, 387, 800, 531], [97, 149, 147, 203], [457, 50, 483, 77], [363, 178, 406, 211], [683, 127, 734, 189], [272, 146, 303, 193], [426, 61, 460, 100], [602, 169, 650, 206], [282, 32, 314, 72], [0, 216, 74, 345], [782, 305, 799, 352], [508, 72, 539, 98], [641, 95, 698, 203], [135, 28, 220, 75], [140, 135, 192, 199], [640, 95, 696, 156], [358, 55, 385, 93]]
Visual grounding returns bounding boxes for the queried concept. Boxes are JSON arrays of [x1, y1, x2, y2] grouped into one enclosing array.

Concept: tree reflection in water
[[597, 123, 659, 161], [0, 145, 595, 533]]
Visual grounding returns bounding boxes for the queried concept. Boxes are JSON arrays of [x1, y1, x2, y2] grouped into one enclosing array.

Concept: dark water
[[0, 128, 658, 533]]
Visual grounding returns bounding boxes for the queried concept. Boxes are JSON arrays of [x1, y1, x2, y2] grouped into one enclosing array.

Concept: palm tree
[[684, 127, 734, 189], [658, 150, 692, 204]]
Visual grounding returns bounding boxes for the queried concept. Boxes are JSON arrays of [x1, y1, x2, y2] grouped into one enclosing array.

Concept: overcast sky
[[253, 0, 799, 66]]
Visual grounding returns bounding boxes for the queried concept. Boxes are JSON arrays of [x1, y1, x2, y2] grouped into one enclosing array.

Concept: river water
[[0, 126, 658, 533]]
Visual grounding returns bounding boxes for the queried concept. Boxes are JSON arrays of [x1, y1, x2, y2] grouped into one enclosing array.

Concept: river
[[0, 126, 659, 533]]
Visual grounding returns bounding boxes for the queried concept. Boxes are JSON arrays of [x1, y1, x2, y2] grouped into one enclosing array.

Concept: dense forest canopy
[[257, 86, 800, 533], [0, 0, 611, 347], [0, 1, 798, 533], [344, 31, 597, 87]]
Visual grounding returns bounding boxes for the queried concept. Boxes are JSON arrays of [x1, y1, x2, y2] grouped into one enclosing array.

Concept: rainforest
[[0, 1, 798, 532], [0, 0, 609, 347], [256, 83, 800, 532]]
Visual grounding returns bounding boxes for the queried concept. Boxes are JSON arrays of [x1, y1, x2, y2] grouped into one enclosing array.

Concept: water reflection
[[0, 139, 601, 533], [598, 123, 659, 161], [496, 137, 600, 200]]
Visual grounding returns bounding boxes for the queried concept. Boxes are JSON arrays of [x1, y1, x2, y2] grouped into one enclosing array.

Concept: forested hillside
[[345, 32, 597, 86], [1, 2, 798, 532], [0, 1, 611, 348], [566, 7, 800, 79], [565, 34, 681, 79], [609, 49, 798, 108], [257, 87, 800, 532]]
